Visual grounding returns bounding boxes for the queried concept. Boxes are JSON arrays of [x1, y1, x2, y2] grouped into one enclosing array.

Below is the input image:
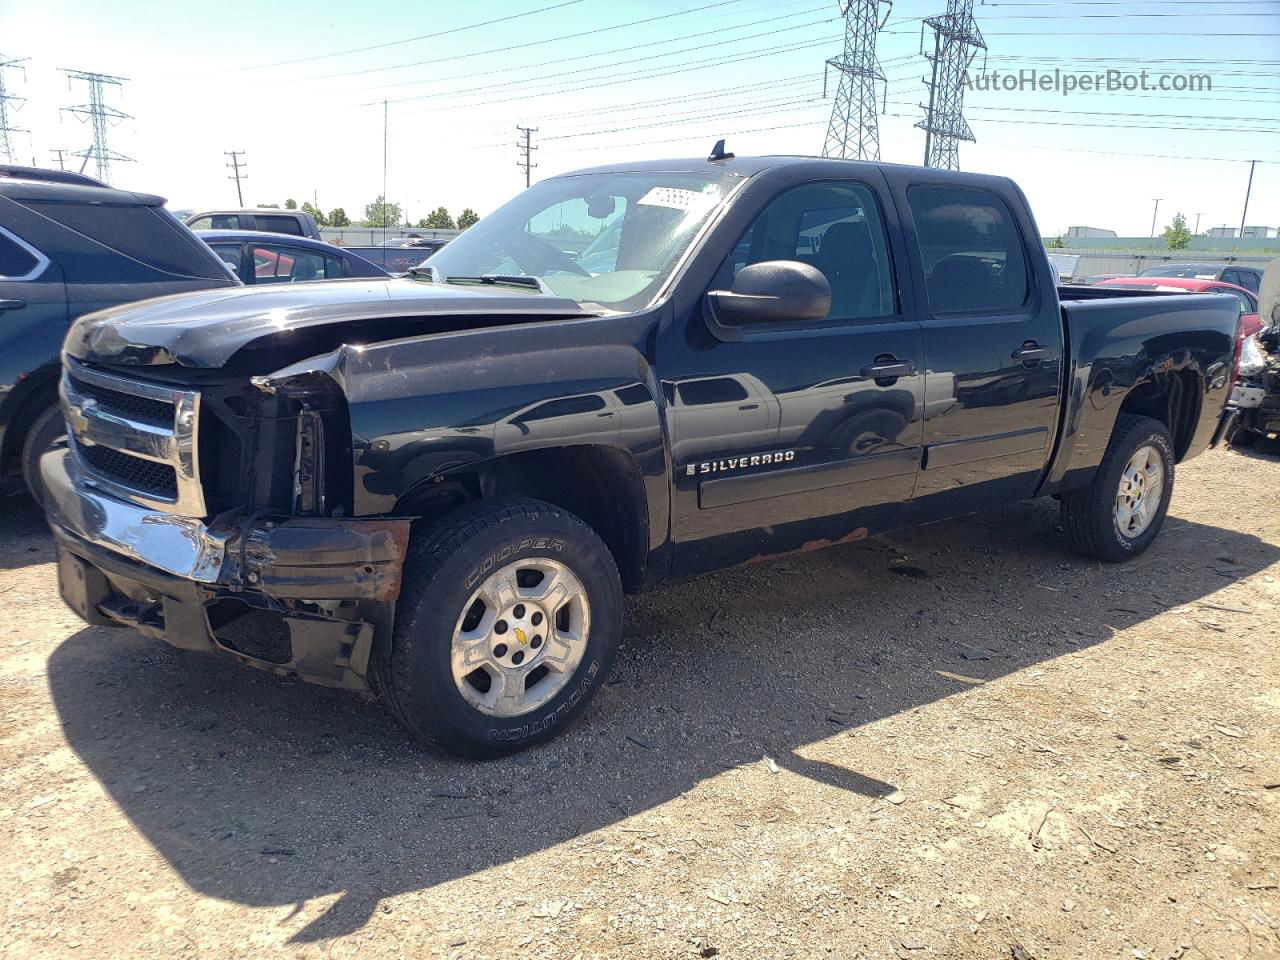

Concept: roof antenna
[[707, 139, 734, 163]]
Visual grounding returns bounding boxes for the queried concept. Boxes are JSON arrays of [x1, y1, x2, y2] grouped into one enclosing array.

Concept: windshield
[[422, 170, 739, 310]]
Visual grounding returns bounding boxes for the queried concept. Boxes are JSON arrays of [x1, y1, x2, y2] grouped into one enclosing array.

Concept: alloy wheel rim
[[450, 558, 591, 718], [1114, 444, 1164, 539]]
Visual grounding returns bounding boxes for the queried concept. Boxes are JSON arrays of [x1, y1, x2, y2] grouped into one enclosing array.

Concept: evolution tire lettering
[[486, 661, 600, 741], [465, 537, 567, 588], [685, 449, 796, 477]]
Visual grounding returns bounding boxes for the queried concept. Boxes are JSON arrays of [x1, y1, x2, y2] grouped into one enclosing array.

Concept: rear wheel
[[1061, 414, 1175, 562], [377, 497, 623, 758], [21, 403, 65, 507]]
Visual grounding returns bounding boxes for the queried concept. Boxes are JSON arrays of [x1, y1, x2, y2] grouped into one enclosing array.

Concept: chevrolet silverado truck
[[42, 153, 1242, 757]]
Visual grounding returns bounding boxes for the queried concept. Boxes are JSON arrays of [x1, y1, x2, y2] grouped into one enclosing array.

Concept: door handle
[[1012, 340, 1053, 362], [0, 299, 26, 312], [738, 403, 760, 411], [860, 357, 916, 381]]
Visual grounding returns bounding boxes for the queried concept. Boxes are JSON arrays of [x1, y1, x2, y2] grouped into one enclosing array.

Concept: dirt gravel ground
[[1, 446, 1278, 960]]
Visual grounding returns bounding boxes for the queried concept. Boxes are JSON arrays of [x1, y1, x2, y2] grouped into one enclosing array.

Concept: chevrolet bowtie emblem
[[514, 627, 528, 645]]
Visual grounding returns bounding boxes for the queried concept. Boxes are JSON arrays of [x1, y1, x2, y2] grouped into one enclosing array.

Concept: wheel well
[[1, 370, 59, 477], [1118, 370, 1200, 461], [393, 445, 650, 593]]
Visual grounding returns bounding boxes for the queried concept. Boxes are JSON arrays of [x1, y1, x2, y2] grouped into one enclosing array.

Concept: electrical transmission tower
[[0, 55, 29, 165], [225, 150, 248, 206], [60, 69, 133, 183], [516, 125, 538, 188], [916, 0, 985, 170], [822, 0, 891, 161]]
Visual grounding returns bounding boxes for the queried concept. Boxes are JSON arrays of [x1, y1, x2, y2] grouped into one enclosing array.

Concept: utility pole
[[517, 125, 538, 188], [0, 55, 29, 165], [916, 0, 985, 170], [1238, 159, 1257, 241], [822, 0, 891, 161], [60, 69, 132, 183], [1193, 212, 1202, 236], [225, 150, 247, 206], [1149, 198, 1162, 249]]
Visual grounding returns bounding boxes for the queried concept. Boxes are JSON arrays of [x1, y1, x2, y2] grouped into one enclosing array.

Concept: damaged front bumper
[[40, 446, 410, 690]]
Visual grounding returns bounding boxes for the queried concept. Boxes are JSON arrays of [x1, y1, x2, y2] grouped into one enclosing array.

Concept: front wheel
[[377, 498, 623, 758], [1060, 414, 1175, 562]]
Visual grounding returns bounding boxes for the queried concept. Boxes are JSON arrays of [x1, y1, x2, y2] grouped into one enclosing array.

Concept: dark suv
[[0, 166, 238, 501], [1138, 262, 1264, 294]]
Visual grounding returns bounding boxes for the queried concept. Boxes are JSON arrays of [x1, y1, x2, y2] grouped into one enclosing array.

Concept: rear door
[[887, 176, 1063, 521]]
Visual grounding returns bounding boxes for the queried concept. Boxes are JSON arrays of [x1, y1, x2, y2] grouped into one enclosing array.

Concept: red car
[[1094, 276, 1261, 337]]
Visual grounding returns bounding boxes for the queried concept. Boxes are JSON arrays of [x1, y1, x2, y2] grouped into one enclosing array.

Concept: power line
[[225, 150, 247, 206], [823, 0, 892, 161], [60, 69, 132, 183], [348, 5, 833, 96], [517, 125, 538, 188], [327, 0, 756, 85], [0, 55, 28, 165], [171, 0, 587, 76]]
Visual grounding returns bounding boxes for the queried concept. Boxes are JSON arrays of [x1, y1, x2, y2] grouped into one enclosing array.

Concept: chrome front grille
[[61, 358, 206, 516]]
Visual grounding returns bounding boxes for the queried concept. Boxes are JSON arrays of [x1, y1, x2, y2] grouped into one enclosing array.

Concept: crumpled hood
[[64, 278, 592, 369]]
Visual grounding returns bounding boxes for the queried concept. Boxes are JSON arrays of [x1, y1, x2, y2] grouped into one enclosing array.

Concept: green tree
[[285, 198, 298, 210], [301, 202, 328, 227], [364, 195, 402, 228], [1047, 234, 1066, 249], [328, 207, 351, 227], [1162, 212, 1192, 250], [423, 206, 455, 229], [457, 207, 479, 230]]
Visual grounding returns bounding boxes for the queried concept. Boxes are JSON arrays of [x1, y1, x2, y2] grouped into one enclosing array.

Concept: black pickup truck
[[42, 154, 1241, 757]]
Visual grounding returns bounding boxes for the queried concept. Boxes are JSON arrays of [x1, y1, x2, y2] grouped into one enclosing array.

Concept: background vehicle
[[197, 230, 390, 284], [184, 208, 322, 239], [1093, 275, 1260, 334], [342, 240, 447, 275], [0, 165, 238, 501], [42, 155, 1239, 758], [1137, 262, 1264, 294]]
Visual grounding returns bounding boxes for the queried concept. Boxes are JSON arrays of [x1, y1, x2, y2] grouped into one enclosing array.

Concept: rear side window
[[251, 244, 343, 282], [908, 185, 1028, 314], [677, 377, 749, 405], [22, 200, 227, 279], [189, 214, 242, 230], [257, 215, 304, 236], [0, 230, 41, 278]]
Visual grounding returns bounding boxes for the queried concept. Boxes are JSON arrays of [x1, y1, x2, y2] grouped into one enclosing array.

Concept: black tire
[[376, 497, 623, 758], [21, 403, 65, 506], [1060, 414, 1175, 562]]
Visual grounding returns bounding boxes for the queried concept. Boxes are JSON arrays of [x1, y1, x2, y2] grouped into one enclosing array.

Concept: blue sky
[[1, 0, 1277, 236]]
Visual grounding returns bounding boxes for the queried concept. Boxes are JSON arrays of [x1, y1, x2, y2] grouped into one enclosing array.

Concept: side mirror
[[707, 260, 831, 327]]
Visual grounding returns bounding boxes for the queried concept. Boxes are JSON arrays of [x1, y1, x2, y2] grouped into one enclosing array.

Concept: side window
[[1221, 269, 1239, 287], [908, 185, 1029, 315], [207, 243, 242, 273], [513, 394, 606, 424], [187, 216, 214, 230], [0, 230, 42, 279], [258, 215, 304, 236], [208, 214, 242, 230], [1214, 287, 1254, 316], [1240, 271, 1261, 294], [252, 245, 340, 283], [721, 181, 896, 322]]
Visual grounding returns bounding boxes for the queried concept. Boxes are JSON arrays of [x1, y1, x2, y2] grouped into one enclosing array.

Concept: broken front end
[[42, 356, 409, 690], [1232, 324, 1280, 444]]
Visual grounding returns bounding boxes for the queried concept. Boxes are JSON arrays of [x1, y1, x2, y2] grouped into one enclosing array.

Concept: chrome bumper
[[40, 446, 228, 582]]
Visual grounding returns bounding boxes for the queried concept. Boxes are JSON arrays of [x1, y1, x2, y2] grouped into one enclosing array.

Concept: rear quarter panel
[[1039, 293, 1237, 495]]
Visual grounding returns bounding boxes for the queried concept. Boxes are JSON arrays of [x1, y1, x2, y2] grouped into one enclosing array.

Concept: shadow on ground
[[0, 491, 56, 571], [45, 497, 1279, 942]]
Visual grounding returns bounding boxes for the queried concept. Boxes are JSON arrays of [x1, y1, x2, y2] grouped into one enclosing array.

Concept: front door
[[661, 177, 926, 577]]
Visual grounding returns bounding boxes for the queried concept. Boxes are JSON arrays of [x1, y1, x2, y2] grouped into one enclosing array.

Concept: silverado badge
[[686, 450, 796, 477]]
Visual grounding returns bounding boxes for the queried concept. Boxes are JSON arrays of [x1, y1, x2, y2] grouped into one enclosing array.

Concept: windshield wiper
[[445, 274, 545, 291]]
